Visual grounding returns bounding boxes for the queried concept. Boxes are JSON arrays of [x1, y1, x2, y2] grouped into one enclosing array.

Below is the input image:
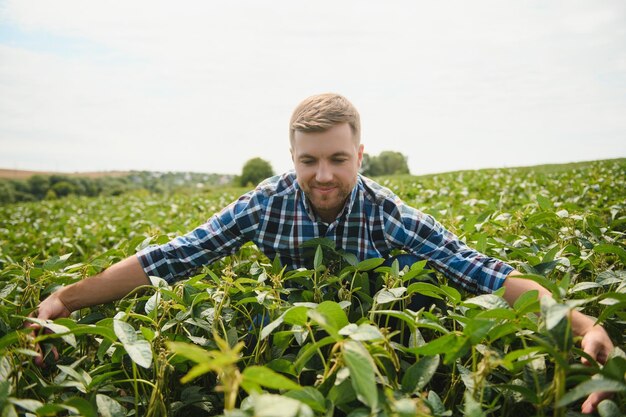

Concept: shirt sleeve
[[136, 191, 263, 284], [383, 198, 514, 294]]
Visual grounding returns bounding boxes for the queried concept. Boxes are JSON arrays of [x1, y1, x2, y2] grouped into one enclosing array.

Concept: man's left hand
[[579, 325, 614, 414]]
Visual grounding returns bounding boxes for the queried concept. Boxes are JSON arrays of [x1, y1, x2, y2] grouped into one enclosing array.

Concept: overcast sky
[[1, 1, 625, 176]]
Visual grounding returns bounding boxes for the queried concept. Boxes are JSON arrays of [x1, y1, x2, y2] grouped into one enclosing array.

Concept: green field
[[1, 159, 625, 416]]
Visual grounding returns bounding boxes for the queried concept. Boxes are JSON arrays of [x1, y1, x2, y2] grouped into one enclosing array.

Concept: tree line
[[0, 150, 408, 204], [0, 172, 232, 204], [236, 151, 410, 187]]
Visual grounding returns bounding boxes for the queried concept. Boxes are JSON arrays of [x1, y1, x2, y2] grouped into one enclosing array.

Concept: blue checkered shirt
[[137, 172, 513, 293]]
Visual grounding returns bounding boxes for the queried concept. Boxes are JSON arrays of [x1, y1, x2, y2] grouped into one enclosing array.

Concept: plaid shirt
[[137, 172, 513, 293]]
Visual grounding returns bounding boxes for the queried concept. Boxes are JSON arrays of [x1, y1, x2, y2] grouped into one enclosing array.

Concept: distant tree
[[28, 175, 49, 199], [10, 180, 35, 202], [377, 151, 410, 175], [240, 158, 274, 187], [49, 174, 70, 185], [52, 181, 77, 197], [361, 151, 410, 176], [0, 181, 15, 204]]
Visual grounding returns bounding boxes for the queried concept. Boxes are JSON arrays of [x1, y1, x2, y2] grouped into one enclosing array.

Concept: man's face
[[291, 123, 364, 223]]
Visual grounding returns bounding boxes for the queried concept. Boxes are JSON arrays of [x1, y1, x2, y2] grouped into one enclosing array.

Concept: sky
[[1, 1, 625, 176]]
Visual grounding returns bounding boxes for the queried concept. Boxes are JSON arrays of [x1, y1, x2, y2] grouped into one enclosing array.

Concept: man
[[33, 93, 613, 413]]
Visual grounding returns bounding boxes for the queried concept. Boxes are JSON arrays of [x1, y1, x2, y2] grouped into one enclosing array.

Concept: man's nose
[[315, 162, 333, 183]]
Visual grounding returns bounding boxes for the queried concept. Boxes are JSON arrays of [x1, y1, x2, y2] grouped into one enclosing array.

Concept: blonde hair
[[289, 93, 361, 144]]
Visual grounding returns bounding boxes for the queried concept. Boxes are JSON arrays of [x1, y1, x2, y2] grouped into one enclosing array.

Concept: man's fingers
[[581, 391, 612, 414], [580, 326, 613, 366], [25, 309, 57, 368], [33, 340, 44, 367], [32, 342, 59, 368]]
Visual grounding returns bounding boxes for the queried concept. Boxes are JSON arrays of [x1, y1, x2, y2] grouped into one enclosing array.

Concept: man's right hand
[[27, 292, 72, 366], [36, 292, 72, 322]]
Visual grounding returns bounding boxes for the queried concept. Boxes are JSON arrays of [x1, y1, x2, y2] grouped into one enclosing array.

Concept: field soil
[[0, 168, 130, 179]]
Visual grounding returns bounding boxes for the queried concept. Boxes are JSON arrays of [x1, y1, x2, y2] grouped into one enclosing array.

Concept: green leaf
[[300, 237, 336, 250], [140, 326, 155, 342], [394, 398, 417, 417], [596, 301, 626, 325], [0, 332, 20, 351], [463, 319, 494, 345], [314, 245, 323, 271], [343, 340, 378, 410], [181, 362, 215, 383], [339, 323, 383, 341], [283, 306, 309, 326], [594, 244, 626, 263], [242, 366, 302, 391], [284, 387, 327, 413], [486, 322, 519, 343], [113, 319, 153, 368], [496, 383, 539, 404], [475, 233, 487, 254], [63, 324, 116, 342], [596, 270, 626, 286], [374, 287, 406, 305], [0, 380, 11, 401], [168, 341, 211, 363], [27, 318, 77, 348], [463, 294, 509, 310], [540, 297, 570, 331], [406, 282, 444, 300], [260, 315, 285, 340], [340, 250, 359, 266], [33, 404, 68, 415], [513, 290, 540, 314], [356, 258, 385, 271], [531, 260, 559, 276], [313, 301, 348, 331], [372, 310, 417, 331], [248, 393, 314, 417], [328, 378, 357, 406], [439, 285, 461, 304], [542, 245, 560, 263], [7, 399, 43, 413], [426, 391, 449, 415], [345, 408, 370, 417], [601, 356, 626, 382], [597, 399, 622, 417], [294, 336, 335, 372], [43, 254, 71, 271], [463, 391, 486, 417], [95, 394, 126, 417], [402, 355, 440, 393], [407, 333, 458, 356], [555, 378, 626, 407], [266, 359, 297, 377], [536, 195, 553, 211], [475, 308, 517, 321], [57, 364, 88, 387], [569, 281, 602, 293]]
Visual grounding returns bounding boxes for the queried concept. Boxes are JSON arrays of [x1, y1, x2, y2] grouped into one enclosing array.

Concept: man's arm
[[29, 255, 150, 366], [502, 271, 614, 414], [35, 255, 150, 319], [33, 255, 149, 323]]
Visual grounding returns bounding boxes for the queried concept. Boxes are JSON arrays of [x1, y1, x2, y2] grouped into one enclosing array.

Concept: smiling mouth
[[314, 186, 336, 194]]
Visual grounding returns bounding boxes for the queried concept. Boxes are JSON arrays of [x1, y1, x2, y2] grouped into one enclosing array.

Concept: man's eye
[[332, 159, 347, 164], [301, 160, 314, 165]]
